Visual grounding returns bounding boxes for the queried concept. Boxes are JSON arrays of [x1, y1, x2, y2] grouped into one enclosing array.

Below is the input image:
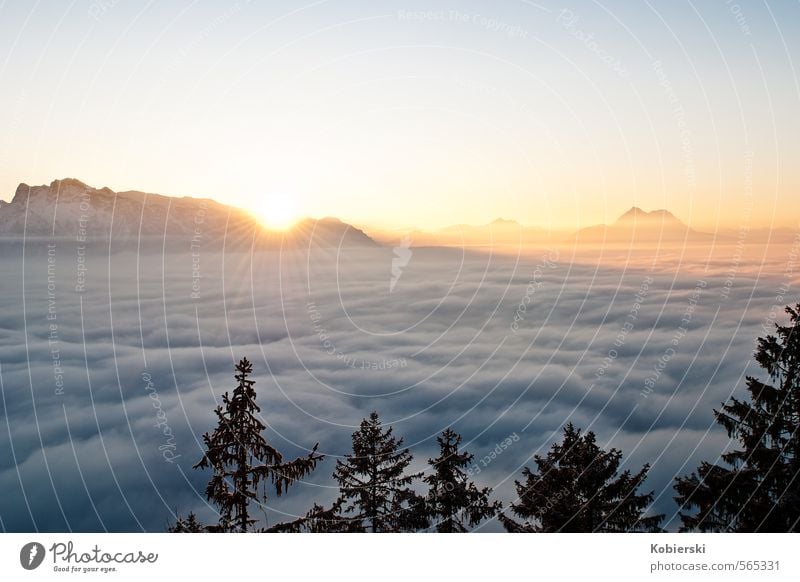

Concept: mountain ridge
[[574, 206, 714, 243], [0, 178, 377, 249]]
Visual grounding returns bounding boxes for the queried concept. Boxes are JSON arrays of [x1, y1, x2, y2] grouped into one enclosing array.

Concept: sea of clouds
[[0, 238, 798, 531]]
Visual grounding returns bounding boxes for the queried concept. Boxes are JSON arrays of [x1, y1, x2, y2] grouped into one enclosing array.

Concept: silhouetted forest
[[171, 303, 800, 533]]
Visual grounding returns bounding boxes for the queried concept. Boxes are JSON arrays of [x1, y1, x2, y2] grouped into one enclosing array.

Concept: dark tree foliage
[[265, 499, 349, 533], [168, 511, 206, 532], [193, 357, 323, 532], [332, 411, 427, 532], [501, 423, 663, 532], [675, 304, 800, 532], [424, 428, 501, 532]]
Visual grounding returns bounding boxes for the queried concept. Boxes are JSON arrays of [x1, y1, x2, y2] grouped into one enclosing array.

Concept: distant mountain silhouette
[[572, 207, 715, 243], [0, 178, 376, 249], [372, 218, 551, 248], [616, 206, 683, 226], [281, 216, 377, 248]]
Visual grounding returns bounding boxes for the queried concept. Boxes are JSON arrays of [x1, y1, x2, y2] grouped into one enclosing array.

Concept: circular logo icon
[[19, 542, 46, 570]]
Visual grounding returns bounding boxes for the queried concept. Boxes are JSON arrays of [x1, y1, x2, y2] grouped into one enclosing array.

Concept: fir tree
[[424, 428, 501, 532], [332, 411, 427, 532], [168, 511, 205, 532], [193, 357, 322, 532], [675, 304, 800, 532], [265, 500, 348, 533], [501, 423, 662, 532]]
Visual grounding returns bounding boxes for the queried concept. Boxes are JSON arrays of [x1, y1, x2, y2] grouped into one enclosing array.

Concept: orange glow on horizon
[[252, 194, 301, 231]]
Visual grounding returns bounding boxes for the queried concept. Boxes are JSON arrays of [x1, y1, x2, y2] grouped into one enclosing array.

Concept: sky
[[0, 0, 798, 231]]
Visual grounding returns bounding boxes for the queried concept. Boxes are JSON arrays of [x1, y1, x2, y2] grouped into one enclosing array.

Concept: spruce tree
[[332, 411, 427, 532], [424, 428, 501, 532], [193, 357, 322, 532], [501, 423, 662, 532], [265, 500, 347, 533], [168, 511, 205, 532], [675, 304, 800, 532]]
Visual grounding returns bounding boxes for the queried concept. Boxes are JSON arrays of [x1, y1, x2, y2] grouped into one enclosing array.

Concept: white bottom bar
[[1, 533, 797, 581]]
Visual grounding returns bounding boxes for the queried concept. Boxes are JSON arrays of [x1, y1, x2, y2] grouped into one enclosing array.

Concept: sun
[[254, 195, 301, 231]]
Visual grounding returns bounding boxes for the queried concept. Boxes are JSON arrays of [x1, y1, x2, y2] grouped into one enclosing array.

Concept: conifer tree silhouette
[[501, 423, 662, 532], [424, 428, 501, 532], [675, 304, 800, 532], [265, 500, 347, 533], [168, 511, 205, 532], [332, 411, 427, 532], [193, 357, 322, 532]]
